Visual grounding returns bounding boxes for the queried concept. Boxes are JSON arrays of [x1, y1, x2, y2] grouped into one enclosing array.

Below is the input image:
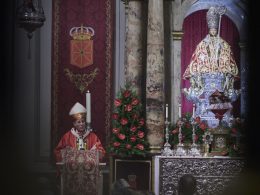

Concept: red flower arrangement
[[169, 112, 208, 145], [107, 84, 149, 157]]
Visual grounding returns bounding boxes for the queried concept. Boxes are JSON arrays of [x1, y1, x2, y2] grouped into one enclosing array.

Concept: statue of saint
[[182, 6, 240, 128], [183, 6, 239, 80]]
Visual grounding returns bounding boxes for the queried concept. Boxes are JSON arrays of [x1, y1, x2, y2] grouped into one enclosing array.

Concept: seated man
[[54, 102, 105, 162]]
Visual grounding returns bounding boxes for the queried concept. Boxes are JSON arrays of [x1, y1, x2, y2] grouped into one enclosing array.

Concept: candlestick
[[86, 90, 91, 123], [166, 104, 168, 119], [174, 120, 187, 156], [188, 119, 201, 157], [192, 104, 195, 118], [161, 118, 173, 156], [178, 104, 181, 119]]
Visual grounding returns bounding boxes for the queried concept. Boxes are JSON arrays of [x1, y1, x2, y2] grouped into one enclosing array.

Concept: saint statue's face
[[209, 28, 217, 36], [73, 118, 86, 132]]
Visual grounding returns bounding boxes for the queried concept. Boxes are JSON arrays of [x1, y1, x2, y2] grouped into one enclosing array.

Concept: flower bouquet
[[169, 112, 208, 146], [107, 84, 149, 157]]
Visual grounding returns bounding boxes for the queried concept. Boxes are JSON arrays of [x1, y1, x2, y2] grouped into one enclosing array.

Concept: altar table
[[153, 156, 244, 195]]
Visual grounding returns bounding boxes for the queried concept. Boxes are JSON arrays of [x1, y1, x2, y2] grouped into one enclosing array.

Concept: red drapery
[[181, 10, 240, 117], [51, 0, 114, 160]]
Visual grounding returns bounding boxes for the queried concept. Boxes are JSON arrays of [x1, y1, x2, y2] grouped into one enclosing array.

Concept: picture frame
[[110, 157, 152, 191]]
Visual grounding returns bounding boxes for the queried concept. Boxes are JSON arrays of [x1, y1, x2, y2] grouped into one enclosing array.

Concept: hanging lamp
[[17, 0, 45, 58]]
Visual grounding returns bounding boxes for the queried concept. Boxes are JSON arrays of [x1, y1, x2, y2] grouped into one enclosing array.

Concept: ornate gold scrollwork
[[64, 68, 99, 93]]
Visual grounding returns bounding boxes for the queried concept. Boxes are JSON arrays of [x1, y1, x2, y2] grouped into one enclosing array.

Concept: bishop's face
[[73, 118, 86, 132]]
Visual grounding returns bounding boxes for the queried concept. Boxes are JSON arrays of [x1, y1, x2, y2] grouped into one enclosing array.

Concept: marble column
[[146, 0, 165, 153], [239, 42, 248, 118], [171, 31, 183, 124], [170, 0, 184, 124], [124, 0, 144, 96]]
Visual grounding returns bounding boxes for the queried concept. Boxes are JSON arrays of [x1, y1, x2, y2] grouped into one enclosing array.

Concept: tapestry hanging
[[51, 0, 114, 158]]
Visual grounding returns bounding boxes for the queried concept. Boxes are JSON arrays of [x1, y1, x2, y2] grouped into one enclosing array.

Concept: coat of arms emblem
[[69, 25, 95, 68]]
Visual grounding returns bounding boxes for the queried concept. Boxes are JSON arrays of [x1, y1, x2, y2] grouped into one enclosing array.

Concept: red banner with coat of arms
[[70, 25, 94, 68], [51, 0, 114, 161]]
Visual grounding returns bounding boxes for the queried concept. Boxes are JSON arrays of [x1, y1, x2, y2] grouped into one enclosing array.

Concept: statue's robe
[[183, 35, 238, 80]]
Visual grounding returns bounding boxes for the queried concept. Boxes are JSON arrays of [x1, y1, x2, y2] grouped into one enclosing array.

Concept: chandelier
[[17, 0, 45, 58]]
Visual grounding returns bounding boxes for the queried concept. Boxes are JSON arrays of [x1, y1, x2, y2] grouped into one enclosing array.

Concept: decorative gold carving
[[171, 31, 184, 40], [64, 68, 99, 93], [149, 146, 162, 154], [105, 0, 113, 145]]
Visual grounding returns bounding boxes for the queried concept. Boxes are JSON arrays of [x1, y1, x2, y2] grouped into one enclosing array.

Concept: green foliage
[[168, 113, 245, 157], [107, 84, 149, 157], [169, 112, 209, 146]]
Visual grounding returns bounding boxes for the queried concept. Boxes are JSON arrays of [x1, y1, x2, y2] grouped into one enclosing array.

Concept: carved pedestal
[[153, 156, 244, 195]]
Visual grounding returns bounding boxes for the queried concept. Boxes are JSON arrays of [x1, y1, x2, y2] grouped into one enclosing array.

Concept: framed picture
[[111, 158, 152, 191]]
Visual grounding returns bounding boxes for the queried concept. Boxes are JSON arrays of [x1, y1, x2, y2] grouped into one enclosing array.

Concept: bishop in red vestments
[[54, 102, 105, 162]]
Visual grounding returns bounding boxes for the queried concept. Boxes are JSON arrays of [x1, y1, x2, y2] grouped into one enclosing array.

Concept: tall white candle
[[86, 90, 91, 123], [165, 104, 168, 119], [192, 104, 195, 118], [178, 104, 181, 118]]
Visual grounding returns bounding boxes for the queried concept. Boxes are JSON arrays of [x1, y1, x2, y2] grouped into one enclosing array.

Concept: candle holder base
[[174, 144, 187, 157], [161, 142, 174, 156], [188, 144, 201, 157]]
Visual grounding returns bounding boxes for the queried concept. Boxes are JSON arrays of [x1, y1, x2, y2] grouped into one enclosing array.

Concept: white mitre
[[69, 102, 86, 120]]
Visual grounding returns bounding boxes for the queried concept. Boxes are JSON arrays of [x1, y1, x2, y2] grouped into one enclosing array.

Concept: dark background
[[1, 1, 36, 194], [247, 0, 260, 171]]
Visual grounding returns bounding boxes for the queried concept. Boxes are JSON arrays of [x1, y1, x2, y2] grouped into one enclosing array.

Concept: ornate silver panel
[[159, 157, 244, 195]]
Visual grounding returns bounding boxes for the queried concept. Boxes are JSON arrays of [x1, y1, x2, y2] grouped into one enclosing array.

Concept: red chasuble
[[54, 129, 105, 162]]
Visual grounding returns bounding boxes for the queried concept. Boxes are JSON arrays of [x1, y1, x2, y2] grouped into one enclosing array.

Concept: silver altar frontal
[[153, 156, 244, 195]]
